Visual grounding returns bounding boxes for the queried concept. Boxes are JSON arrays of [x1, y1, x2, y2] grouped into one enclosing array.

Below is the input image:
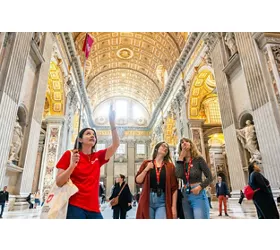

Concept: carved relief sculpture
[[8, 116, 24, 165], [224, 32, 238, 57], [271, 46, 280, 74], [236, 120, 262, 163]]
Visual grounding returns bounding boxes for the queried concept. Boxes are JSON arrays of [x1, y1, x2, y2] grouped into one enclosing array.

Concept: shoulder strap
[[117, 183, 127, 196]]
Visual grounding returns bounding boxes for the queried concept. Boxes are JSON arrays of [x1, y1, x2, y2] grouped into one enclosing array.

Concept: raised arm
[[105, 104, 120, 160]]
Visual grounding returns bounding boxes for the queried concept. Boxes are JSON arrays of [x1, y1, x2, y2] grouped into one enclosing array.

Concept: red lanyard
[[184, 158, 193, 184], [154, 160, 164, 184]]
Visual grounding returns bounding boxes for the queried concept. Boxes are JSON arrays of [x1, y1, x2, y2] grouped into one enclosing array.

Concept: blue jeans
[[182, 185, 210, 219], [66, 204, 103, 219], [149, 192, 166, 219]]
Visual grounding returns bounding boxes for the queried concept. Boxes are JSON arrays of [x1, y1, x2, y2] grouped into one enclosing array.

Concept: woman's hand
[[109, 103, 116, 127], [172, 206, 177, 219], [70, 149, 80, 167], [144, 162, 154, 172], [179, 148, 187, 161], [191, 185, 202, 195]]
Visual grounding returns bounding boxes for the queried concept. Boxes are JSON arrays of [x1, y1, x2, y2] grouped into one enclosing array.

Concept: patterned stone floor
[[1, 199, 279, 219]]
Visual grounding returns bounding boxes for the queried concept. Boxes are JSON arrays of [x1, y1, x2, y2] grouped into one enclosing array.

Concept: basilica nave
[[1, 32, 280, 219]]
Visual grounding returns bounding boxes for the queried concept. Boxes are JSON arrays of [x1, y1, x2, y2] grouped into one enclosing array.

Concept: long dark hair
[[74, 127, 97, 153], [152, 141, 172, 163], [248, 162, 256, 183]]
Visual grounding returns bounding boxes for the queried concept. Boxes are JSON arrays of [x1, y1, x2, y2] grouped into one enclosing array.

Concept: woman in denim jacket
[[175, 138, 213, 219]]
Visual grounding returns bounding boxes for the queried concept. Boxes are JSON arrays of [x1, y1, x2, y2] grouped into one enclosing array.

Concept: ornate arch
[[188, 68, 221, 125]]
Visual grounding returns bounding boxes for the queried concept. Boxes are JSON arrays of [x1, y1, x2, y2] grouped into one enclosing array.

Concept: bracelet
[[111, 127, 116, 131]]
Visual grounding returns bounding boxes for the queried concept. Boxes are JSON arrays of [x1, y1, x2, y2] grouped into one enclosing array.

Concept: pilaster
[[38, 116, 65, 195], [0, 33, 33, 187]]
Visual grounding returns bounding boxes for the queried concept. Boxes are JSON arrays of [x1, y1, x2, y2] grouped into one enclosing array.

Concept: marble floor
[[1, 199, 279, 219]]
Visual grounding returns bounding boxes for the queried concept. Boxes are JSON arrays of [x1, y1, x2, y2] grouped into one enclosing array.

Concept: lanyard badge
[[184, 158, 193, 194], [154, 160, 164, 197]]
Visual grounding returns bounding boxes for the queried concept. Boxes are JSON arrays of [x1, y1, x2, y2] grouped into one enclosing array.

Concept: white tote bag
[[40, 179, 78, 219]]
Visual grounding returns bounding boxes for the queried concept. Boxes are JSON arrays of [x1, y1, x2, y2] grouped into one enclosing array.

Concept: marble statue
[[225, 32, 238, 57], [236, 120, 262, 163], [8, 116, 23, 164], [33, 32, 42, 47]]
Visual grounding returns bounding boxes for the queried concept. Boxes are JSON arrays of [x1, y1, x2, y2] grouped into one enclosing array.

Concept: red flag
[[82, 33, 94, 59]]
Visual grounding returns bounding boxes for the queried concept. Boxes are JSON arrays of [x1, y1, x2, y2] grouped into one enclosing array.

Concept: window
[[116, 143, 126, 155], [136, 144, 145, 155], [116, 100, 127, 118], [96, 143, 106, 151]]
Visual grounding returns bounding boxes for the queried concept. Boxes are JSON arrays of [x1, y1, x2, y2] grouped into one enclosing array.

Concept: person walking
[[109, 174, 132, 219], [34, 190, 41, 209], [216, 176, 230, 216], [0, 186, 9, 218], [248, 162, 279, 219], [206, 186, 213, 209]]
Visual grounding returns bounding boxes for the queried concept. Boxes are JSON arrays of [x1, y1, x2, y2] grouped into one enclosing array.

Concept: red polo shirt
[[56, 149, 109, 212]]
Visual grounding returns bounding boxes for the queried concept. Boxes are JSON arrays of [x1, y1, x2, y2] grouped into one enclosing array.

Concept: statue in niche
[[236, 120, 262, 163], [8, 116, 24, 165], [192, 129, 202, 154], [224, 32, 238, 57]]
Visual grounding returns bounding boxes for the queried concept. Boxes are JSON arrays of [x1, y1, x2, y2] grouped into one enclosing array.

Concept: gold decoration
[[117, 48, 134, 59], [43, 61, 65, 116], [96, 130, 151, 137], [189, 69, 221, 125], [163, 116, 177, 146]]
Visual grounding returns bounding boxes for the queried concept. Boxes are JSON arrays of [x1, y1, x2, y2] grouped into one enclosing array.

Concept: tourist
[[55, 104, 119, 219], [215, 176, 230, 216], [175, 138, 213, 219], [26, 193, 33, 209], [248, 162, 279, 219], [206, 186, 213, 209], [109, 174, 132, 219], [34, 190, 41, 209], [238, 190, 245, 205], [0, 186, 9, 218], [135, 141, 178, 219]]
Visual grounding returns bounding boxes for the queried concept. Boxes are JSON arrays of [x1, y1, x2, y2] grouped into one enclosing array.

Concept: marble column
[[61, 87, 77, 152], [177, 84, 190, 138], [38, 116, 65, 195], [0, 33, 33, 187], [127, 140, 136, 195], [204, 32, 245, 194], [19, 33, 54, 195], [188, 119, 206, 159], [235, 32, 280, 190], [31, 130, 46, 192]]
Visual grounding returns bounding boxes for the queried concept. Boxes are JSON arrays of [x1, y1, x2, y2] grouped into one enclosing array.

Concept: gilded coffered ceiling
[[73, 32, 188, 113]]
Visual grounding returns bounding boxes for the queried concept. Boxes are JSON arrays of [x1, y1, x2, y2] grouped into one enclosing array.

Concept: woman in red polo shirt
[[55, 105, 119, 219]]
